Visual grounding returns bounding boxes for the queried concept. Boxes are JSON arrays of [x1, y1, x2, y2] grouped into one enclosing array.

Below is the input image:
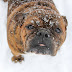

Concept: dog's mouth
[[34, 43, 48, 48], [39, 44, 46, 46], [27, 42, 51, 55], [26, 30, 55, 55]]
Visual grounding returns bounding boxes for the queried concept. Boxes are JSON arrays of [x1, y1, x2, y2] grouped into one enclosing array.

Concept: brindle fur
[[4, 0, 68, 62]]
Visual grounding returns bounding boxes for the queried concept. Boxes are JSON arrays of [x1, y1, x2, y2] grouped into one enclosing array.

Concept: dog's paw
[[12, 55, 24, 63]]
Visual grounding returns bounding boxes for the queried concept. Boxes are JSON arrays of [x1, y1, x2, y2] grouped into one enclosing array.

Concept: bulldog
[[3, 0, 68, 62]]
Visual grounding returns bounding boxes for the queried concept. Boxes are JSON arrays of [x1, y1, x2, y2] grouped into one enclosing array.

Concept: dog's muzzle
[[27, 28, 55, 55]]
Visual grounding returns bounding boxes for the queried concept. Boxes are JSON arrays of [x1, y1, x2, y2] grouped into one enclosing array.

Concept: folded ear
[[62, 16, 68, 30]]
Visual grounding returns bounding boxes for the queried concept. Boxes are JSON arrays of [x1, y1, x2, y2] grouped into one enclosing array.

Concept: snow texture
[[0, 0, 72, 72]]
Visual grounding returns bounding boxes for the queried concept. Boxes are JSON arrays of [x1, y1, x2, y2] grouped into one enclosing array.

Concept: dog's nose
[[37, 29, 50, 38]]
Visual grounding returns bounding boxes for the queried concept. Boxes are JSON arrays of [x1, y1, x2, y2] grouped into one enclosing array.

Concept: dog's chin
[[27, 43, 52, 55]]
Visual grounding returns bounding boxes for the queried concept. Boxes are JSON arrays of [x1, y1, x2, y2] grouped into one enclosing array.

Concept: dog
[[3, 0, 68, 62]]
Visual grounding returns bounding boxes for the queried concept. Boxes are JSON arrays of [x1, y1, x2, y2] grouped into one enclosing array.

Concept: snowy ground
[[0, 0, 72, 72]]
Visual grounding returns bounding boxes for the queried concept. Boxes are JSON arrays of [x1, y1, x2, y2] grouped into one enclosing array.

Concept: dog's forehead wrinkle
[[37, 28, 50, 32]]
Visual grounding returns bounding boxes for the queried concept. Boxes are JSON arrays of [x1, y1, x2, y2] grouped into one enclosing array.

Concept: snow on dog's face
[[21, 8, 67, 56]]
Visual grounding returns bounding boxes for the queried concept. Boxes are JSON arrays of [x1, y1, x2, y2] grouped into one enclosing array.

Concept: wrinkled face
[[21, 9, 67, 56]]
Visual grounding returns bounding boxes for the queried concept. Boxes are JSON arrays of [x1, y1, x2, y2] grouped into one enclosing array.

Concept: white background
[[0, 0, 72, 72]]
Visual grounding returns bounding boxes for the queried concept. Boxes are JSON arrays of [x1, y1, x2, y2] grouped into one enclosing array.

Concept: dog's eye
[[55, 28, 61, 33], [25, 24, 35, 30]]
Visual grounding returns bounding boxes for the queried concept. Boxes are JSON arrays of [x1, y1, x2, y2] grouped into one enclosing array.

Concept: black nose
[[37, 29, 50, 38]]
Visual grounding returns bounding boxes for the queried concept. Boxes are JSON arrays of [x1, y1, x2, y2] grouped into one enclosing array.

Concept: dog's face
[[21, 4, 67, 56], [21, 9, 67, 56]]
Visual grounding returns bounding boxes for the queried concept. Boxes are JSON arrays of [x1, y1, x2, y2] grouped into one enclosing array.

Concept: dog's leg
[[12, 55, 24, 63], [4, 0, 25, 63]]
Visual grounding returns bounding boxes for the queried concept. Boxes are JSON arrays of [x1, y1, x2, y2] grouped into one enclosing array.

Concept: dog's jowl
[[4, 0, 68, 62]]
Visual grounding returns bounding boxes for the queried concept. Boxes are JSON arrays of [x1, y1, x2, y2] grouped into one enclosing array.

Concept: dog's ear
[[3, 0, 8, 2], [62, 16, 68, 30]]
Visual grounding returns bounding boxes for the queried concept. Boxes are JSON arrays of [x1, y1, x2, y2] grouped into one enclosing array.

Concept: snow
[[0, 0, 72, 72], [43, 15, 49, 23], [38, 10, 41, 13], [31, 20, 34, 23], [36, 21, 40, 26], [49, 20, 54, 27], [48, 34, 50, 37], [48, 48, 49, 50]]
